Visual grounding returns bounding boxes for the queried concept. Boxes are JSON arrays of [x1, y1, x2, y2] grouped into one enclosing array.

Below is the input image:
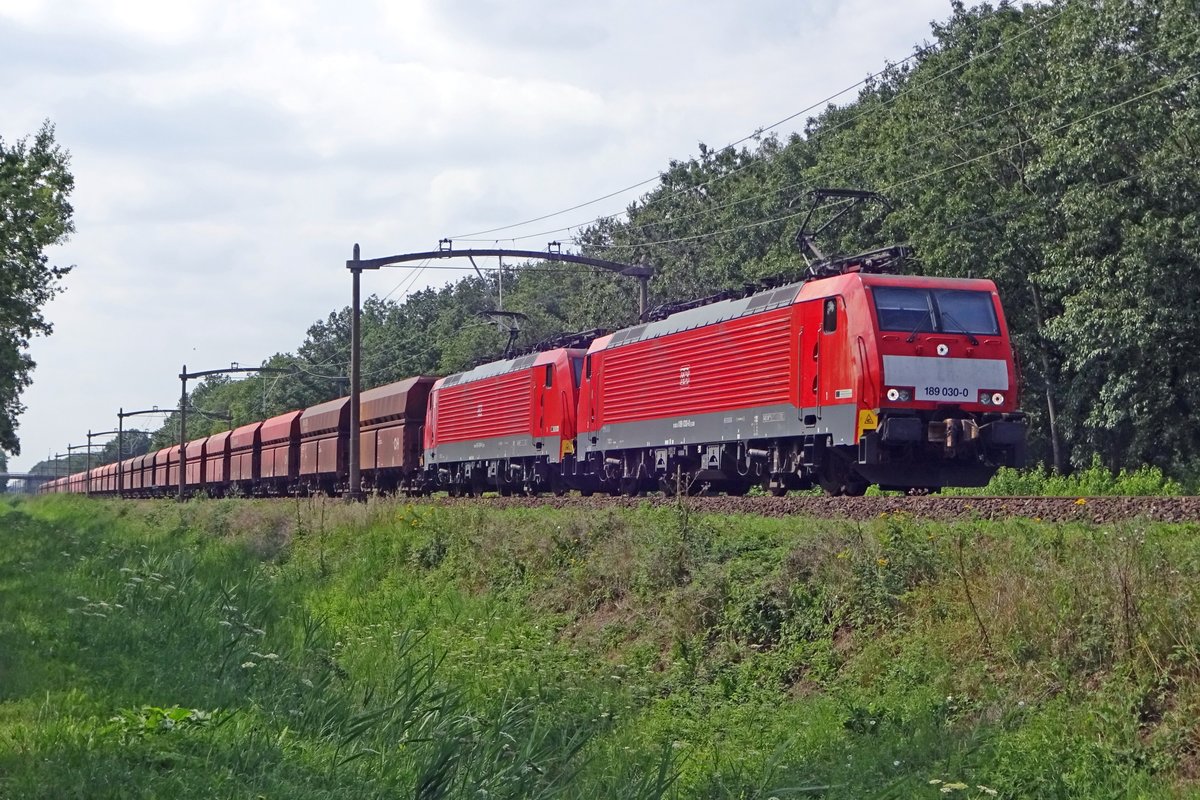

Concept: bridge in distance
[[0, 473, 56, 493]]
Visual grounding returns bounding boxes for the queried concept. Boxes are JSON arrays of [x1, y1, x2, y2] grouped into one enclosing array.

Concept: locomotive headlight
[[991, 392, 1005, 406], [979, 391, 992, 405], [898, 388, 912, 402], [886, 387, 912, 403], [886, 388, 900, 402]]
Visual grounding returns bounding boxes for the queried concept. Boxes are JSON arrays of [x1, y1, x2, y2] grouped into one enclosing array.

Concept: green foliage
[[0, 122, 74, 455], [0, 497, 681, 798], [949, 457, 1186, 496], [7, 497, 1200, 796], [104, 705, 220, 742]]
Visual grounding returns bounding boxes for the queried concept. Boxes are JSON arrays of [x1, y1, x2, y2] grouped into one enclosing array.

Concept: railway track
[[433, 494, 1200, 523]]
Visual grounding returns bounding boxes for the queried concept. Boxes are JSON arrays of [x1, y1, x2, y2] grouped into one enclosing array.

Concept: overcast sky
[[3, 0, 953, 471]]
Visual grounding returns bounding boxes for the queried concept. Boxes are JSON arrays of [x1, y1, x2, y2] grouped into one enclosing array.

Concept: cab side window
[[823, 298, 838, 333]]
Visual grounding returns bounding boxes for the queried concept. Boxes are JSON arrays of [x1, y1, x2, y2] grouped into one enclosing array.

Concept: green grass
[[2, 495, 1200, 798]]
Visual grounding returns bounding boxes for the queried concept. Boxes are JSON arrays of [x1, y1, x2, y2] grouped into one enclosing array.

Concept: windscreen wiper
[[905, 315, 931, 344], [939, 311, 980, 346]]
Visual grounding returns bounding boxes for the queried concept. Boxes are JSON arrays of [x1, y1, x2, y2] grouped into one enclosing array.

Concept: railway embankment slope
[[2, 495, 1198, 798]]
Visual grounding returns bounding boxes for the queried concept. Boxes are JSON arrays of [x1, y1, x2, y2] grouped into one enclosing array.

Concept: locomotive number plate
[[918, 385, 971, 401]]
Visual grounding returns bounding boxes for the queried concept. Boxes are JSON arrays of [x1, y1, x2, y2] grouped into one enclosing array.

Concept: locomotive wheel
[[817, 448, 870, 497], [843, 478, 868, 497], [819, 474, 869, 497], [817, 473, 844, 497], [817, 458, 848, 497]]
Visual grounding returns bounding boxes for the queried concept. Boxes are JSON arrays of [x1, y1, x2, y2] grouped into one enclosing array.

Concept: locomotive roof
[[592, 272, 999, 352], [437, 347, 584, 390], [594, 280, 806, 352]]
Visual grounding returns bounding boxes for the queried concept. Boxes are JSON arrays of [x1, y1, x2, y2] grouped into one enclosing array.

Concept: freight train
[[42, 249, 1026, 499]]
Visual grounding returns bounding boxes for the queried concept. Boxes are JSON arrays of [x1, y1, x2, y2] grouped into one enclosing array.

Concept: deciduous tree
[[0, 122, 74, 455]]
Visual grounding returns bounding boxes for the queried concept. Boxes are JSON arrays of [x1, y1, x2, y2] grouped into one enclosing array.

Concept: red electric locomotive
[[424, 347, 586, 495], [576, 265, 1024, 496]]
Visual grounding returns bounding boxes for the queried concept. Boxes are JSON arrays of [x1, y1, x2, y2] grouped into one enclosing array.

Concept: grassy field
[[2, 495, 1200, 798]]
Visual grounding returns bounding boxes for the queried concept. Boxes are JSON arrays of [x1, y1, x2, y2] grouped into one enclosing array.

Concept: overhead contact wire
[[585, 67, 1197, 252], [453, 4, 1070, 245]]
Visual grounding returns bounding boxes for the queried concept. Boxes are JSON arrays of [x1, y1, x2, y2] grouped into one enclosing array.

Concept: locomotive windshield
[[872, 287, 999, 336]]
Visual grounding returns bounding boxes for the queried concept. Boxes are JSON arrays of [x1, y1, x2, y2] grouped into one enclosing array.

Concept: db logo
[[476, 404, 483, 417], [679, 366, 691, 387]]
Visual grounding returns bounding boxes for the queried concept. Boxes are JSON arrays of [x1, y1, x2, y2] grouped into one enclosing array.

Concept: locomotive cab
[[851, 274, 1026, 488]]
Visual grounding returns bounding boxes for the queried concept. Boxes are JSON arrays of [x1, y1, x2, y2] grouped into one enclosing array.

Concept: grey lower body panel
[[426, 434, 561, 465], [580, 403, 859, 454]]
